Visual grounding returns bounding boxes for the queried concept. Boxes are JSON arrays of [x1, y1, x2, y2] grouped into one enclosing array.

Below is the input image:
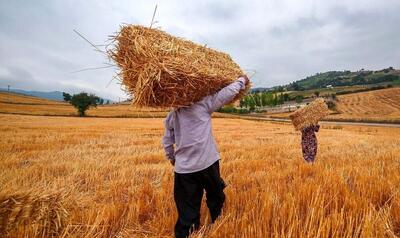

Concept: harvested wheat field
[[0, 92, 168, 118], [328, 88, 400, 123], [1, 114, 400, 237], [0, 92, 67, 105], [0, 92, 239, 119]]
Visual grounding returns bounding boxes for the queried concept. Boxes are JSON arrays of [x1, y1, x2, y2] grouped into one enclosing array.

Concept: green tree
[[70, 92, 99, 116], [292, 82, 300, 91], [261, 93, 268, 106], [283, 93, 290, 102], [295, 95, 303, 103], [314, 91, 320, 97], [254, 93, 262, 107], [266, 93, 274, 106], [248, 97, 256, 112], [277, 93, 284, 104], [239, 98, 245, 108], [63, 92, 71, 102], [272, 94, 278, 106]]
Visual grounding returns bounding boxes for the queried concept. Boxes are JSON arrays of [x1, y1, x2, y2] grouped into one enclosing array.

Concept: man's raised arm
[[203, 76, 249, 113]]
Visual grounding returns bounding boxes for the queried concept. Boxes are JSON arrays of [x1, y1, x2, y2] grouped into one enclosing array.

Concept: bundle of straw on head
[[289, 98, 330, 131], [108, 25, 249, 107]]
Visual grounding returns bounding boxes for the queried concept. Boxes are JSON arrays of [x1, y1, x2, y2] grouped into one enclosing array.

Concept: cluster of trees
[[239, 92, 291, 111], [63, 92, 109, 116], [218, 105, 250, 114]]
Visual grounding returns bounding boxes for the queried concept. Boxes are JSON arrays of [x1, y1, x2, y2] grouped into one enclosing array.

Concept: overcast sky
[[0, 0, 399, 100]]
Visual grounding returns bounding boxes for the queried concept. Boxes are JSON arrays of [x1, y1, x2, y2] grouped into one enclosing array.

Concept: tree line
[[219, 92, 302, 114], [239, 92, 303, 111]]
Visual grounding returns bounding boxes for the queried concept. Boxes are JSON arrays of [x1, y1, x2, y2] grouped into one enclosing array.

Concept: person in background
[[162, 75, 250, 238], [301, 124, 320, 163]]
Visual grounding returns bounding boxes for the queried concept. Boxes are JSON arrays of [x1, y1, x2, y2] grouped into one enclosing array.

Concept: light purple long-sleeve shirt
[[162, 77, 247, 174]]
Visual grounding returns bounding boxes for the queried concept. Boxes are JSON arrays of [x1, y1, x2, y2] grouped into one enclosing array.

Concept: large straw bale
[[289, 98, 330, 131], [108, 25, 249, 107]]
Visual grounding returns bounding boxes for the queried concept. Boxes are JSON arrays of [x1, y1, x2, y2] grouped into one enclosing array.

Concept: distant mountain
[[0, 88, 64, 101], [284, 67, 400, 91], [0, 88, 114, 103]]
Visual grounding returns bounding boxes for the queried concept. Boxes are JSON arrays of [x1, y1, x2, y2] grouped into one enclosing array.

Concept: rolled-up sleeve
[[162, 113, 175, 160], [203, 77, 247, 113]]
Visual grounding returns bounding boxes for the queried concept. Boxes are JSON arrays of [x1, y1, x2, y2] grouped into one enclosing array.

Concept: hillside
[[0, 91, 67, 105], [0, 88, 65, 101], [285, 67, 400, 91], [0, 92, 167, 117], [327, 87, 400, 123], [265, 88, 400, 123], [0, 88, 114, 103]]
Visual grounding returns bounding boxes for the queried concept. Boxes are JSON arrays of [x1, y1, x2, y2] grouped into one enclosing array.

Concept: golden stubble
[[0, 114, 399, 237]]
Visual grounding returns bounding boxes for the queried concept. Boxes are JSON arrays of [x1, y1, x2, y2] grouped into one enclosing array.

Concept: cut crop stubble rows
[[0, 114, 399, 237]]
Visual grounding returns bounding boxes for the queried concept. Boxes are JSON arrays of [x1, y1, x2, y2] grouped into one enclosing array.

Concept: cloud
[[0, 0, 399, 100]]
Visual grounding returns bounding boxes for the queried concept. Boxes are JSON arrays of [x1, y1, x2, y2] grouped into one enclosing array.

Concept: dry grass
[[328, 88, 400, 122], [0, 92, 66, 105], [1, 114, 399, 237], [109, 25, 248, 107]]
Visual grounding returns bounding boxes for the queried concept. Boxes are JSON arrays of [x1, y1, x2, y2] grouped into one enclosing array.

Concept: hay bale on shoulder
[[108, 25, 249, 107], [289, 98, 330, 131]]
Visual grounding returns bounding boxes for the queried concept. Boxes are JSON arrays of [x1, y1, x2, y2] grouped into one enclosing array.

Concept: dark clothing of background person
[[301, 124, 320, 163]]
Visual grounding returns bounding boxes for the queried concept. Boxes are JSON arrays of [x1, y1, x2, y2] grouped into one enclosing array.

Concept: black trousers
[[174, 161, 226, 238]]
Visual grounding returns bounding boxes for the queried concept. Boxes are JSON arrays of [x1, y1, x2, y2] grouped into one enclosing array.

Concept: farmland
[[1, 114, 400, 237], [328, 87, 400, 123], [0, 92, 168, 118], [266, 88, 400, 123], [0, 92, 238, 119]]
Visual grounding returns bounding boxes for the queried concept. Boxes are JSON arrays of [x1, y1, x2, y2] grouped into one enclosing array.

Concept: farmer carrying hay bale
[[108, 25, 250, 107], [289, 98, 330, 163], [161, 75, 250, 238], [109, 24, 251, 238]]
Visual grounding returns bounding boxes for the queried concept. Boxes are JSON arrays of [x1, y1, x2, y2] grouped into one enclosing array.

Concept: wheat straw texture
[[108, 25, 248, 107], [0, 191, 68, 237], [289, 98, 330, 131], [1, 114, 400, 237]]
